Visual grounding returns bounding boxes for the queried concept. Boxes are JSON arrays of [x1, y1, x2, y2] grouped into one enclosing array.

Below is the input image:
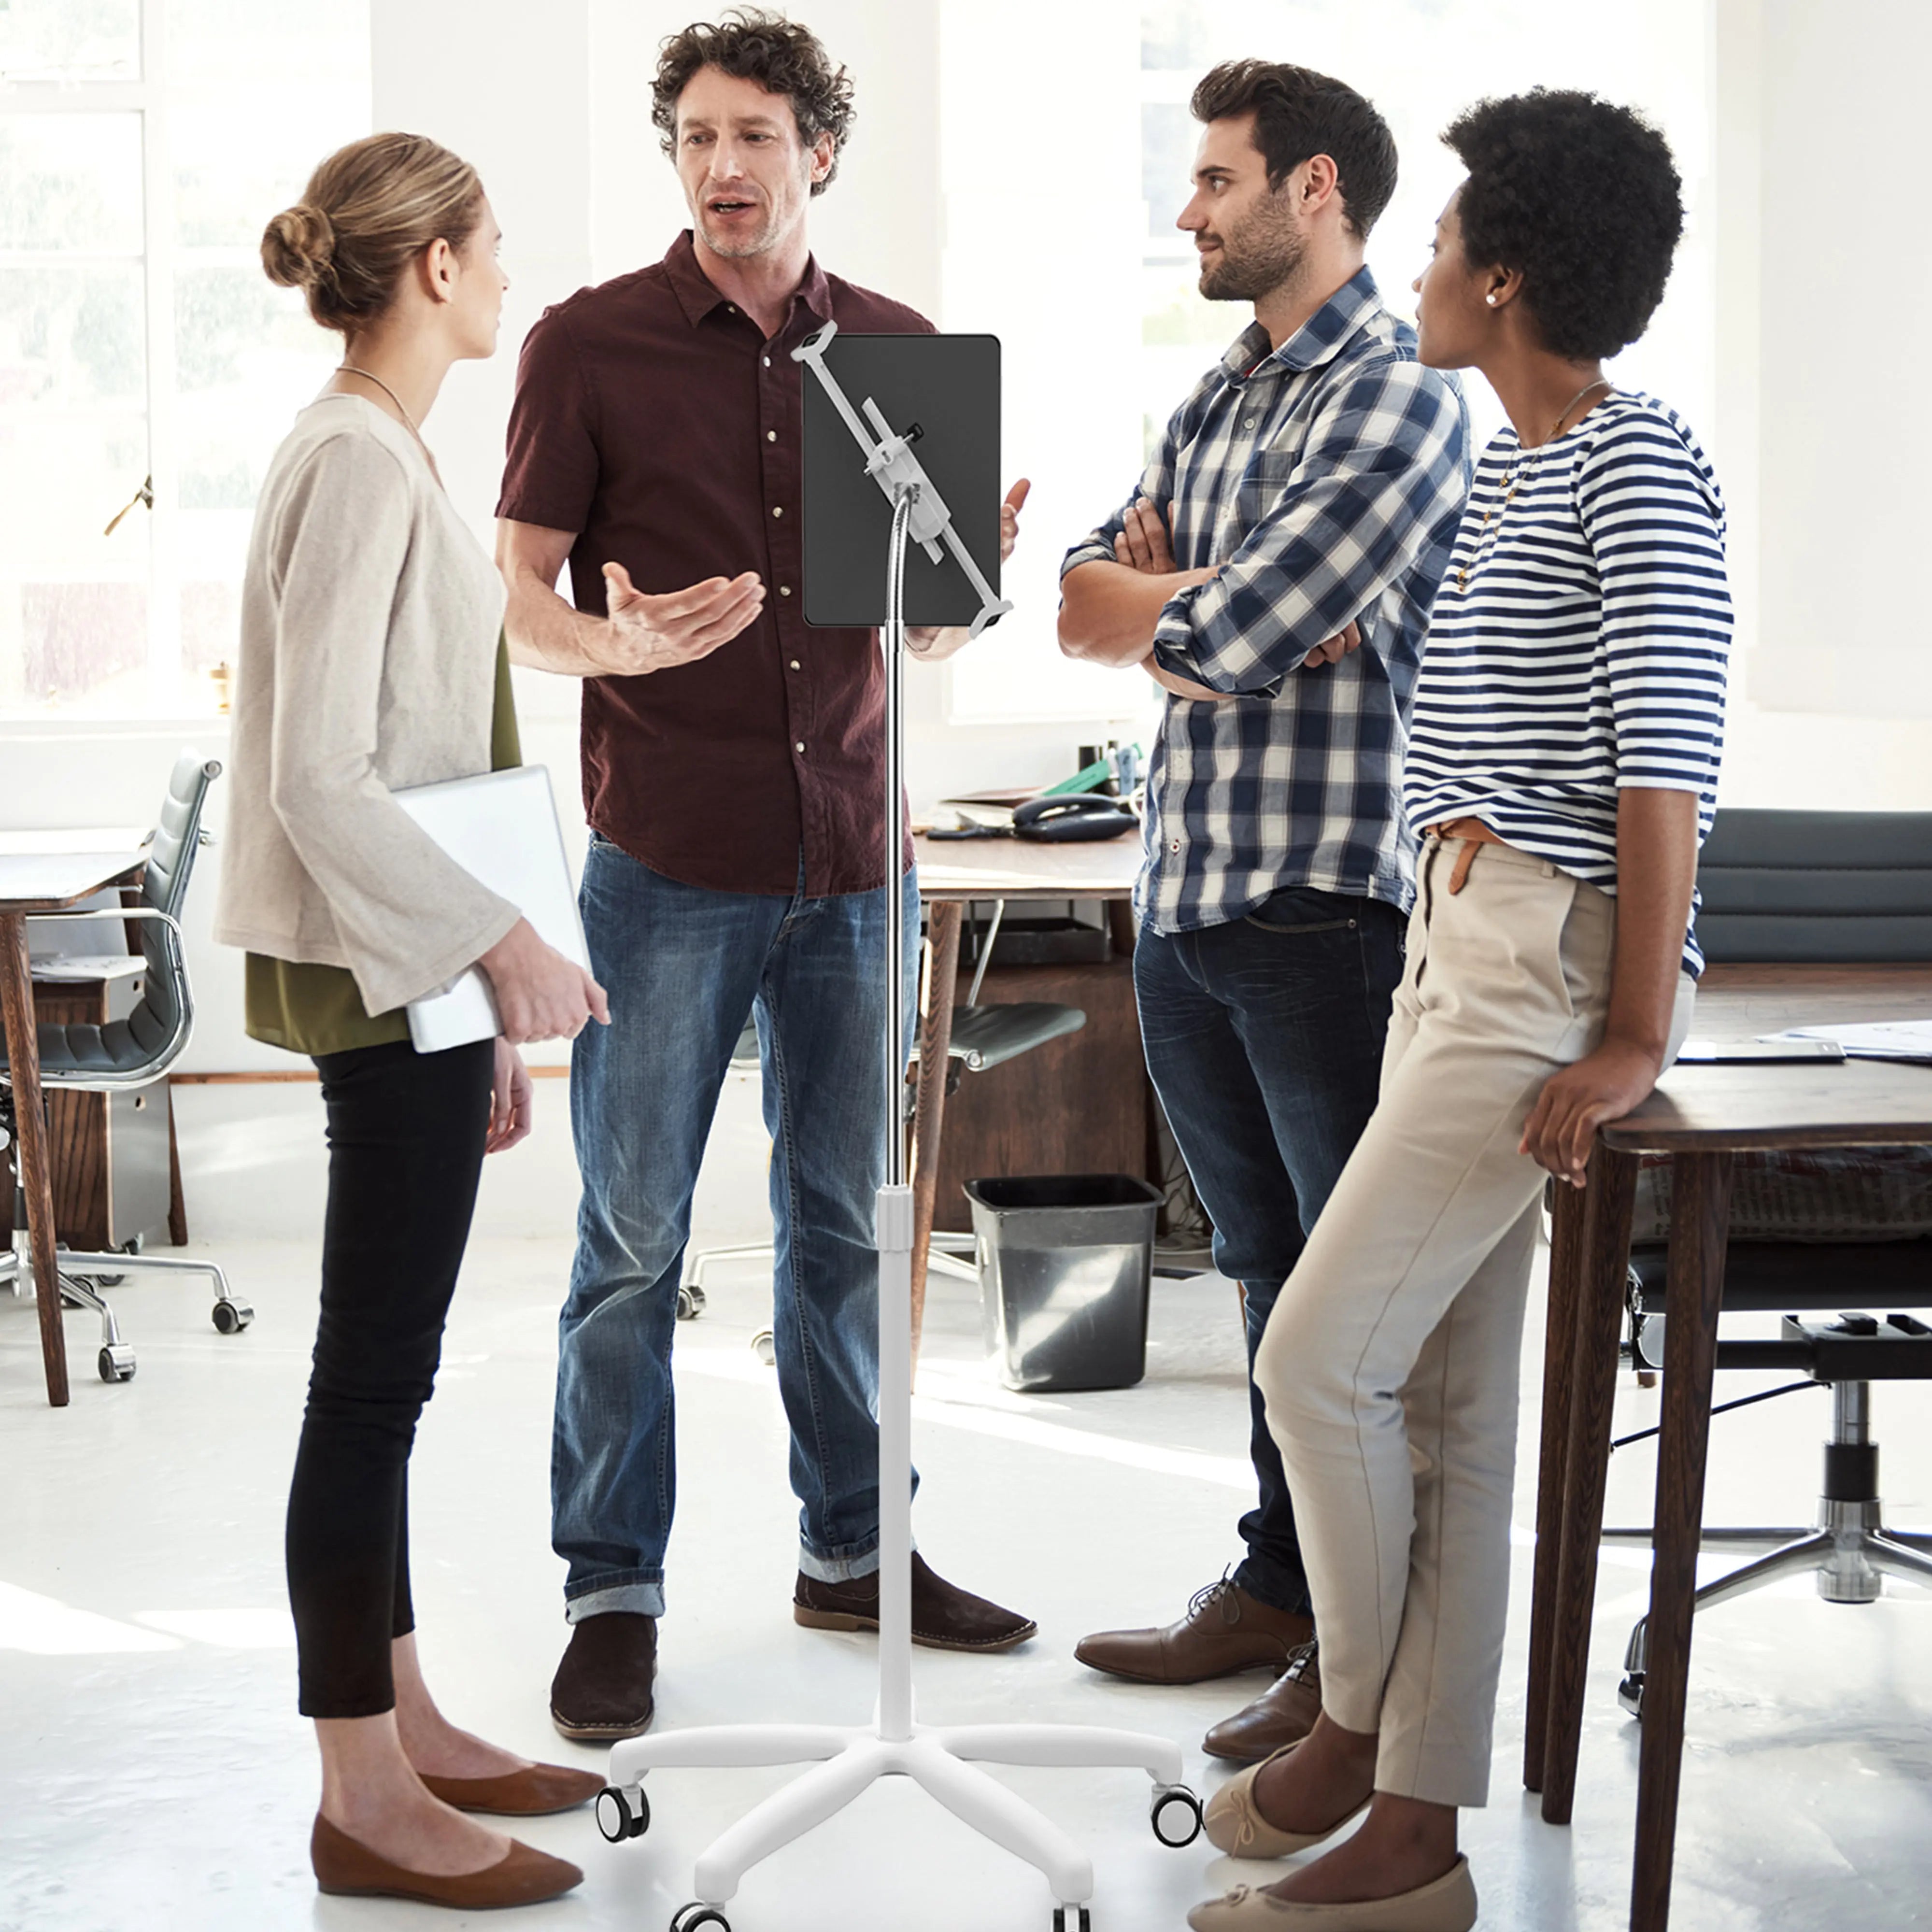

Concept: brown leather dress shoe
[[549, 1610, 656, 1741], [1074, 1577, 1313, 1684], [794, 1553, 1037, 1651], [419, 1761, 607, 1815], [311, 1814, 582, 1908], [1202, 1642, 1323, 1762]]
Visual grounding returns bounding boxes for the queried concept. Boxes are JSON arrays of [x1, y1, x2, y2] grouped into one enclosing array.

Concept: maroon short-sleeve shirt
[[497, 231, 931, 898]]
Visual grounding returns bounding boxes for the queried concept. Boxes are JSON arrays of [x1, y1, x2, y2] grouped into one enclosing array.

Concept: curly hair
[[1444, 90, 1683, 361], [652, 8, 854, 195], [1191, 59, 1397, 239]]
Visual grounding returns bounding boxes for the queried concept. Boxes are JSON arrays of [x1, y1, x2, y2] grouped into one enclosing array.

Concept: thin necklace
[[335, 363, 421, 439], [1457, 377, 1614, 592], [332, 363, 443, 484]]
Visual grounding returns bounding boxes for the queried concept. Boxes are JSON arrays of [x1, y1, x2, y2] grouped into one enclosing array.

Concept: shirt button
[[762, 355, 772, 368], [1170, 839, 1181, 853], [726, 304, 737, 314], [772, 505, 784, 518], [795, 740, 806, 754], [778, 584, 792, 597], [789, 659, 801, 671], [767, 430, 777, 441], [1242, 416, 1255, 429]]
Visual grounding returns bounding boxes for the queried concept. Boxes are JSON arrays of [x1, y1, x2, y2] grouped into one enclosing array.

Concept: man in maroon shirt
[[497, 10, 1032, 1742]]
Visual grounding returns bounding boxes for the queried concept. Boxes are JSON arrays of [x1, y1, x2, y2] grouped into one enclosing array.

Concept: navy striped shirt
[[1404, 391, 1731, 974], [1062, 269, 1470, 933]]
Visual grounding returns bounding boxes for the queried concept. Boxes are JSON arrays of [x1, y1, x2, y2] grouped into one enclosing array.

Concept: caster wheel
[[98, 1344, 136, 1383], [212, 1299, 254, 1335], [595, 1785, 649, 1842], [1618, 1672, 1646, 1720], [676, 1285, 698, 1321], [1151, 1783, 1203, 1847], [749, 1326, 776, 1366], [670, 1905, 730, 1932], [1051, 1909, 1092, 1932]]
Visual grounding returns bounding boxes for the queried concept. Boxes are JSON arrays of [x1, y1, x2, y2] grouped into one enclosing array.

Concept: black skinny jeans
[[286, 1037, 495, 1718]]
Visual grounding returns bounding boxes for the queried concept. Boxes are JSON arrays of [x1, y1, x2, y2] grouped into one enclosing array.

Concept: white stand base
[[606, 1718, 1193, 1914]]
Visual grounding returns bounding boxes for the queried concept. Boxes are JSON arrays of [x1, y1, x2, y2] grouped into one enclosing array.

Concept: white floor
[[3, 1080, 1931, 1932]]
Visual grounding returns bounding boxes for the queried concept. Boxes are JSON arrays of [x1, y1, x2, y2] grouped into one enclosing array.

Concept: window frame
[[0, 1, 186, 716]]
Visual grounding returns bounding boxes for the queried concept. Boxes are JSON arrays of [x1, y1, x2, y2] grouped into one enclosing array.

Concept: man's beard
[[1198, 203, 1306, 302], [698, 206, 781, 258]]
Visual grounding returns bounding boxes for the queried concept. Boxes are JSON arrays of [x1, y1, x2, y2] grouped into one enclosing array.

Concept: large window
[[0, 0, 368, 718]]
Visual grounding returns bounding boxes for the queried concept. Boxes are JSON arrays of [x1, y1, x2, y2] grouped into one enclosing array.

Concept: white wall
[[1710, 0, 1932, 802]]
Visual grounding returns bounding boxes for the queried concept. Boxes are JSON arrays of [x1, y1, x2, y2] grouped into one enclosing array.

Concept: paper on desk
[[1764, 1020, 1932, 1063]]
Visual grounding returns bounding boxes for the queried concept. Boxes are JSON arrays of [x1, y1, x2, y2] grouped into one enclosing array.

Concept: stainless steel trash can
[[964, 1174, 1162, 1392]]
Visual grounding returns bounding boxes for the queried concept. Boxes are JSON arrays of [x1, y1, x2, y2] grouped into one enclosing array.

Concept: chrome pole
[[882, 484, 914, 1192]]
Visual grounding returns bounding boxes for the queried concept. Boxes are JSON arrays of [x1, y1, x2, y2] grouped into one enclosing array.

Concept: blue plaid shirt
[[1063, 269, 1470, 933]]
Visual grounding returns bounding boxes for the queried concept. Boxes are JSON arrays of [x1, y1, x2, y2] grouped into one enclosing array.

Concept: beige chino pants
[[1254, 833, 1694, 1807]]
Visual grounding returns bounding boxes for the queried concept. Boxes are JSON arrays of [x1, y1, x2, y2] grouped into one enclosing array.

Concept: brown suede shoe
[[419, 1761, 607, 1816], [549, 1611, 656, 1742], [1202, 1642, 1323, 1762], [794, 1553, 1037, 1652], [1074, 1577, 1313, 1684], [311, 1814, 582, 1908]]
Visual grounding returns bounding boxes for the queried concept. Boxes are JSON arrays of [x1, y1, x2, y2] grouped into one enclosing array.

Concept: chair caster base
[[212, 1298, 253, 1335], [98, 1342, 135, 1382], [596, 1784, 649, 1842], [1619, 1671, 1645, 1719], [670, 1904, 729, 1932], [1151, 1784, 1203, 1847]]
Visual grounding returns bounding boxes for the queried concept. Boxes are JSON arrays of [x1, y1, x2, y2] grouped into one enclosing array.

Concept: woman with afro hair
[[1189, 91, 1731, 1932]]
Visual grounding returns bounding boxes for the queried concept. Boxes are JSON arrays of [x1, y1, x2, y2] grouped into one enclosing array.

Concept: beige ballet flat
[[1187, 1856, 1478, 1932], [1203, 1743, 1371, 1859]]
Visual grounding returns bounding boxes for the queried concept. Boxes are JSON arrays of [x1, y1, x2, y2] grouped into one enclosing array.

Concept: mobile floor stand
[[596, 323, 1202, 1932]]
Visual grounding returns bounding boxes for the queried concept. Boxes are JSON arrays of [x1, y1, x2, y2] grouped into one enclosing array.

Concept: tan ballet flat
[[418, 1761, 606, 1816], [1187, 1857, 1478, 1932], [311, 1814, 583, 1908], [1203, 1743, 1370, 1859]]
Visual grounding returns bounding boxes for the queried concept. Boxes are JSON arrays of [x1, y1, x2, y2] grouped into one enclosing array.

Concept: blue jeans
[[553, 837, 919, 1619], [1134, 885, 1405, 1618]]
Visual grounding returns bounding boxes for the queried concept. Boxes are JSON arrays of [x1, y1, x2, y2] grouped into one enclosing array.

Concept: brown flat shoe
[[794, 1553, 1037, 1652], [1075, 1577, 1313, 1685], [419, 1761, 606, 1816], [550, 1609, 656, 1741], [1203, 1642, 1323, 1762], [311, 1814, 582, 1909]]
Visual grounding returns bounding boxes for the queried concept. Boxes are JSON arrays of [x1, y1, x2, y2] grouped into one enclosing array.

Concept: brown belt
[[1427, 816, 1506, 895]]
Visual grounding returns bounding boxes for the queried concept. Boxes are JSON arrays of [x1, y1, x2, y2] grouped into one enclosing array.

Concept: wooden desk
[[909, 833, 1142, 1351], [0, 842, 150, 1406], [1526, 963, 1932, 1931]]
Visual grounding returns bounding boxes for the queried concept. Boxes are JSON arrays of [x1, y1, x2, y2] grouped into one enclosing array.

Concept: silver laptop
[[393, 765, 589, 1054]]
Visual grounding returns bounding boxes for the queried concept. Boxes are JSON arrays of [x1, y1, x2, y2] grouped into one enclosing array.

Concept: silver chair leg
[[1620, 1532, 1834, 1715], [57, 1248, 253, 1338], [1867, 1536, 1932, 1590], [57, 1271, 136, 1382]]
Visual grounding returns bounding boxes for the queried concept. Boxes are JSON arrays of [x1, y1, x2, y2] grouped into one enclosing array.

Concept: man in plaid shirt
[[1059, 60, 1468, 1763]]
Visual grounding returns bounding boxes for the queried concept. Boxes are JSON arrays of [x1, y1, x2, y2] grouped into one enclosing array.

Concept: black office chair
[[1613, 808, 1932, 1715], [1, 751, 250, 1381]]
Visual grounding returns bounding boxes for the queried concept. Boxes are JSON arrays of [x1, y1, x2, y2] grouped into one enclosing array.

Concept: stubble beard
[[1198, 200, 1307, 303]]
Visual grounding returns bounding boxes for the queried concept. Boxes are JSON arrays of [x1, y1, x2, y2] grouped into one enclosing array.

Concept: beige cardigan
[[214, 396, 521, 1016]]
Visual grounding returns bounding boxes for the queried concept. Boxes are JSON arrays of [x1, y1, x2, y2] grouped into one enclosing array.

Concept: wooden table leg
[[1540, 1144, 1639, 1822], [908, 900, 962, 1371], [0, 912, 70, 1406], [1524, 1177, 1587, 1791], [1632, 1151, 1733, 1932]]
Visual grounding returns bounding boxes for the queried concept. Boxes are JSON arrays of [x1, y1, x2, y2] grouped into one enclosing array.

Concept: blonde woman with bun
[[216, 132, 609, 1909]]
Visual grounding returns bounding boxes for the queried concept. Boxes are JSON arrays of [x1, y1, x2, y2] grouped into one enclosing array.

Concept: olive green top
[[244, 636, 522, 1058]]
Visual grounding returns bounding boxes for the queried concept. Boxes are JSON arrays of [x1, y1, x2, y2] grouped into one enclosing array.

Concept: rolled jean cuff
[[565, 1576, 665, 1622], [798, 1532, 904, 1585]]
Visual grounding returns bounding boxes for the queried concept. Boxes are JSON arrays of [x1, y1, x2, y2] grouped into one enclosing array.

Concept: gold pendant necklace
[[1457, 378, 1612, 592]]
